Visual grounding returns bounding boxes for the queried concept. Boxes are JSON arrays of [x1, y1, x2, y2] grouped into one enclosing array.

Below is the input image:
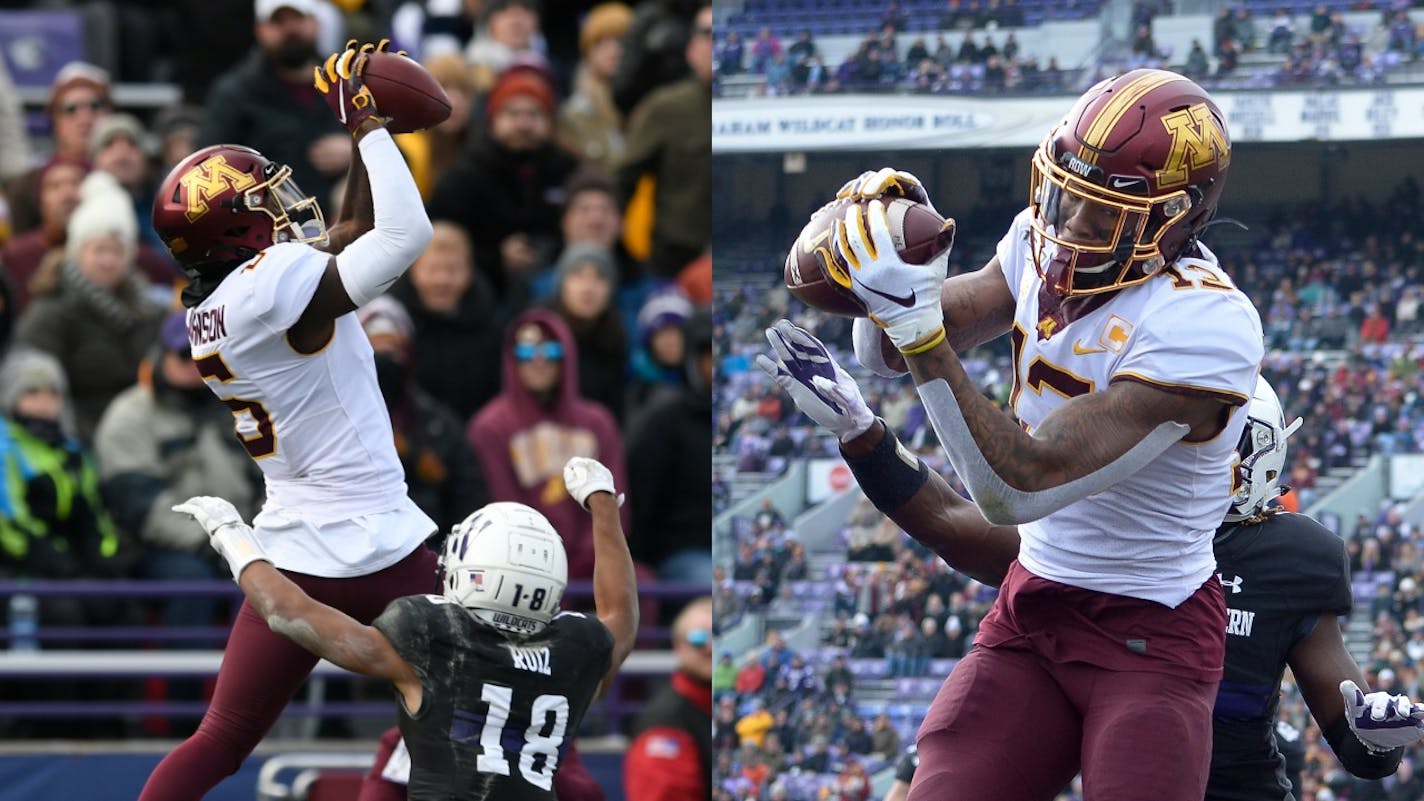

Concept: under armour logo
[[1218, 574, 1245, 594]]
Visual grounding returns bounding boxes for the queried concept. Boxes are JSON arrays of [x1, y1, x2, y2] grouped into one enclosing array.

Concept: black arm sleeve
[[1323, 715, 1405, 780]]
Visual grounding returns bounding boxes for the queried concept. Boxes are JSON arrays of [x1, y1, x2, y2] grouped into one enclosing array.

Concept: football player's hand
[[757, 319, 875, 443], [564, 457, 625, 510], [172, 496, 271, 581], [313, 39, 393, 135], [832, 199, 949, 355], [1340, 679, 1424, 752], [853, 317, 908, 379], [836, 168, 937, 214]]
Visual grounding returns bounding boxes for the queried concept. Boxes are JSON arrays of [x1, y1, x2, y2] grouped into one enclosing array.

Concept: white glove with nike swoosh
[[172, 496, 270, 581], [832, 199, 949, 355], [1340, 679, 1424, 752]]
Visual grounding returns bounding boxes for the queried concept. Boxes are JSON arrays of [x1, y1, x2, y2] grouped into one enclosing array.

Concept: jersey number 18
[[467, 682, 569, 790]]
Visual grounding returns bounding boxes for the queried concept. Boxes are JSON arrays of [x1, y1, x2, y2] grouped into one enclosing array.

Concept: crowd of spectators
[[712, 173, 1424, 797], [716, 18, 1072, 96], [0, 0, 711, 739], [715, 0, 1424, 99]]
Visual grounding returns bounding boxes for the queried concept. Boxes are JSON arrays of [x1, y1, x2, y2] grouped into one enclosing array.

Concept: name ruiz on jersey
[[508, 645, 552, 676], [189, 306, 228, 346]]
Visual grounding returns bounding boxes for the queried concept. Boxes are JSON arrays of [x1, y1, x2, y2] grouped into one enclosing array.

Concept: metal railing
[[0, 579, 704, 735]]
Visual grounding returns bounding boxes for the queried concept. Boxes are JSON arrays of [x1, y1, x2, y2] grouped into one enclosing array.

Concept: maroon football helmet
[[152, 144, 327, 272], [1028, 68, 1231, 297]]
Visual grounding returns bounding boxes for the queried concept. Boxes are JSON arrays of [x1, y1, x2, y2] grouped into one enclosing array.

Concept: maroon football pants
[[138, 546, 439, 801], [908, 563, 1223, 801]]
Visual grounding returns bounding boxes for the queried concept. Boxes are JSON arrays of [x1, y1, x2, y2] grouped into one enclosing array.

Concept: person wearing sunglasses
[[625, 597, 714, 801], [468, 312, 631, 588], [4, 62, 112, 239]]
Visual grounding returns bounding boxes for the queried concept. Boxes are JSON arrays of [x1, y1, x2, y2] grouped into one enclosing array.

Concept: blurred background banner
[[715, 87, 1424, 151]]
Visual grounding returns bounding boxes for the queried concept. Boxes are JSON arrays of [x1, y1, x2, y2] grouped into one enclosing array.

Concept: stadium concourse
[[0, 1, 710, 799], [711, 177, 1424, 801]]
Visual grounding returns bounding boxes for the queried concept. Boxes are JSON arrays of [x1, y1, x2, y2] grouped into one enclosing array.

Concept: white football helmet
[[1225, 376, 1303, 523], [440, 502, 568, 637]]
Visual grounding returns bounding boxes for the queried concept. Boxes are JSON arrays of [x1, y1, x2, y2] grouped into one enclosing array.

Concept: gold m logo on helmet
[[1156, 103, 1230, 189], [179, 155, 257, 222]]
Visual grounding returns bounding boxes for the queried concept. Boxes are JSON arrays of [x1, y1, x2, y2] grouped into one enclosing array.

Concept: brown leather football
[[785, 196, 954, 317], [361, 51, 452, 133]]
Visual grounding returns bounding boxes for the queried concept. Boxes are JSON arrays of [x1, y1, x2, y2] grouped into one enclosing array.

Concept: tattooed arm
[[942, 255, 1016, 351], [904, 342, 1226, 523]]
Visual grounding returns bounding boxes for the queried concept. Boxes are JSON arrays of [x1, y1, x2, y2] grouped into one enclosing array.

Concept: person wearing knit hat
[[485, 66, 557, 128], [560, 2, 634, 173], [65, 170, 138, 270], [629, 287, 692, 407], [14, 168, 163, 443], [0, 347, 76, 441], [0, 346, 132, 597], [89, 113, 162, 252], [548, 242, 627, 421], [89, 114, 148, 188], [427, 62, 578, 299]]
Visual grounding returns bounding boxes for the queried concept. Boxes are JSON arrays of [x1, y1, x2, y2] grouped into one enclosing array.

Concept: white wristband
[[212, 522, 272, 582]]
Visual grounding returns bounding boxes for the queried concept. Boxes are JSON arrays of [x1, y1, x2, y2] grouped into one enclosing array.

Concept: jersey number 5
[[471, 682, 569, 790], [193, 353, 278, 459]]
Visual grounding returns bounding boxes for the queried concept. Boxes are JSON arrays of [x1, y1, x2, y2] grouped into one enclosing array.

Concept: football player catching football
[[762, 69, 1267, 799], [768, 333, 1424, 798], [171, 456, 638, 801], [138, 40, 441, 800]]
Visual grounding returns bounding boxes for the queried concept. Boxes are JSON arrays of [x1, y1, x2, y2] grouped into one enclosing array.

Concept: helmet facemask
[[1225, 378, 1304, 523], [242, 163, 328, 248], [1029, 140, 1195, 297]]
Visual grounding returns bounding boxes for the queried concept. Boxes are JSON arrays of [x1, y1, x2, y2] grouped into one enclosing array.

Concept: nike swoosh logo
[[863, 285, 916, 308], [1072, 341, 1106, 355], [1110, 177, 1136, 188]]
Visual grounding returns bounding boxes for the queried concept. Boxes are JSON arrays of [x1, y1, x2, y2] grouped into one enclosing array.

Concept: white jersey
[[996, 209, 1263, 606], [186, 242, 433, 577]]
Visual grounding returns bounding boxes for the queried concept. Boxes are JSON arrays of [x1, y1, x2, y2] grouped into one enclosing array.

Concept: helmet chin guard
[[439, 502, 569, 638]]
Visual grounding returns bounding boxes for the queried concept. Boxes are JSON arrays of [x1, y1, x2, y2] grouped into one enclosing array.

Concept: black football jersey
[[1207, 513, 1352, 801], [372, 595, 614, 801]]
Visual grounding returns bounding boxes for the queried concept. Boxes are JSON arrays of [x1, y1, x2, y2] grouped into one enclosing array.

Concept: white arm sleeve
[[917, 378, 1188, 525], [335, 128, 435, 307]]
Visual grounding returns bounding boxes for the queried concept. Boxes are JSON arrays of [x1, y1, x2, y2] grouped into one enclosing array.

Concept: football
[[784, 196, 955, 317], [361, 50, 452, 134]]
